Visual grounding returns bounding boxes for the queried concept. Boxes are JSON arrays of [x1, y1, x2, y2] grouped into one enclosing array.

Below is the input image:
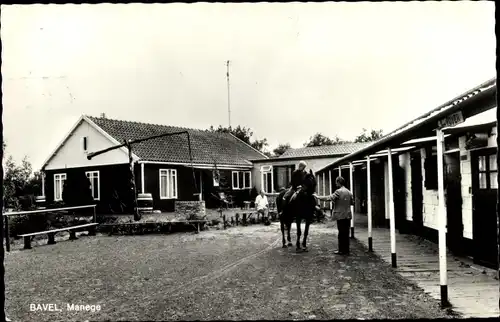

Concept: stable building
[[40, 115, 268, 213]]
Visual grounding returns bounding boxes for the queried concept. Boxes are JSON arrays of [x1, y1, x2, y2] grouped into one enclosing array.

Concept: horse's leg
[[286, 221, 293, 247], [296, 216, 302, 251], [302, 218, 310, 251], [280, 218, 287, 248]]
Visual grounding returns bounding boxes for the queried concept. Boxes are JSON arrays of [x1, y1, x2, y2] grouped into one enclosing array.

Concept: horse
[[276, 169, 318, 252]]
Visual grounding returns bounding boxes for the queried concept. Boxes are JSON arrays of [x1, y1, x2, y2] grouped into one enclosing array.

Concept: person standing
[[315, 176, 354, 255]]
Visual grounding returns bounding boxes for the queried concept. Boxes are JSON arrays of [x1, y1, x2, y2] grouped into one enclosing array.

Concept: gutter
[[137, 160, 253, 170], [316, 79, 496, 173]]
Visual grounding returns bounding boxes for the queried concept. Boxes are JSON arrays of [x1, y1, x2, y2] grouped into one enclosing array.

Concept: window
[[160, 169, 178, 199], [54, 173, 67, 201], [232, 171, 251, 189], [261, 165, 274, 193], [85, 171, 100, 200], [477, 153, 498, 190], [82, 136, 88, 152], [213, 169, 220, 187]]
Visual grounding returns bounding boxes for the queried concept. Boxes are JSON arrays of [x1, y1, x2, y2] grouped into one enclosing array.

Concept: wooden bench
[[18, 223, 99, 250]]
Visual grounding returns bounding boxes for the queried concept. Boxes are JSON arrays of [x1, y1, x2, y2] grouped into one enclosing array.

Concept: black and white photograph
[[0, 1, 498, 321]]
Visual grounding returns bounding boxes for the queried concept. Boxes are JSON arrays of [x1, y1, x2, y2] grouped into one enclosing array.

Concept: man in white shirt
[[255, 190, 269, 219]]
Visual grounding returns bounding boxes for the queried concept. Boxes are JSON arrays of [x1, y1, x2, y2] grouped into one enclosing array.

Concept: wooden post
[[235, 213, 239, 226], [387, 148, 397, 268], [338, 167, 341, 176], [48, 233, 57, 244], [436, 128, 450, 308], [329, 170, 332, 210], [69, 231, 77, 241], [322, 172, 326, 209], [5, 216, 10, 252], [23, 236, 31, 250], [93, 206, 97, 224], [367, 155, 373, 252], [127, 142, 140, 222], [141, 162, 145, 194], [223, 215, 227, 229], [350, 162, 355, 239], [242, 213, 247, 225]]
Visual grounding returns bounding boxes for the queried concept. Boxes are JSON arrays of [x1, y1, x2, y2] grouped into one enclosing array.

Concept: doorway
[[444, 152, 464, 255], [410, 152, 424, 236], [471, 147, 498, 269]]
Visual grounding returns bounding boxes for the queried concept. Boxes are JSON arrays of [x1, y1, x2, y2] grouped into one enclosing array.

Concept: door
[[445, 152, 464, 255], [410, 152, 424, 235], [393, 159, 407, 233], [471, 147, 498, 269]]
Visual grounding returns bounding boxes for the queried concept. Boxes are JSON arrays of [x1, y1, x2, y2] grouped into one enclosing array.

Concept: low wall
[[174, 201, 206, 220]]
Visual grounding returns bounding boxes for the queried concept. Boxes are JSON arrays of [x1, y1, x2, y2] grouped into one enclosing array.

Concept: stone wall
[[174, 201, 206, 220]]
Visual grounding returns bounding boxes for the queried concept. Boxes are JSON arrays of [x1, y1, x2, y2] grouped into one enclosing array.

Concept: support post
[[5, 216, 10, 252], [350, 162, 355, 239], [48, 232, 57, 244], [68, 231, 77, 241], [338, 167, 341, 176], [329, 170, 332, 209], [387, 148, 397, 268], [141, 162, 145, 194], [322, 172, 326, 209], [436, 128, 450, 308], [127, 142, 140, 221], [41, 172, 45, 197], [23, 236, 31, 250], [93, 206, 97, 224], [367, 155, 373, 252]]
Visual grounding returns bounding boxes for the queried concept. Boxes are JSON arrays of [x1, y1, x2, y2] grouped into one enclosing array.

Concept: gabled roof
[[278, 143, 371, 159], [86, 116, 268, 166]]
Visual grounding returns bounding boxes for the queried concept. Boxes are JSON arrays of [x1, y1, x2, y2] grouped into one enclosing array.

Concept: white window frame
[[260, 165, 274, 193], [159, 169, 178, 199], [231, 171, 252, 190], [54, 173, 67, 201], [85, 171, 100, 200]]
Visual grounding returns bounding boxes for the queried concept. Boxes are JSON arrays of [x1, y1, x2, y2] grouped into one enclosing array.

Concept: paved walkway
[[351, 213, 499, 318]]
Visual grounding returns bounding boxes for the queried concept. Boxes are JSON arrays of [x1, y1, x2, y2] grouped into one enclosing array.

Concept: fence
[[3, 204, 97, 252]]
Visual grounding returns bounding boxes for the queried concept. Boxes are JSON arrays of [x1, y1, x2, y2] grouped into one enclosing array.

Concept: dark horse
[[276, 170, 318, 252]]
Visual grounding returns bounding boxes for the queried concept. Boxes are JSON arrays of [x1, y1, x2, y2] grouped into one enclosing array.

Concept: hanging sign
[[437, 111, 464, 130]]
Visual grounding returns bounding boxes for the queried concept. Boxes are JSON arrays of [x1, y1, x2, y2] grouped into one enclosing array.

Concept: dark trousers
[[337, 218, 350, 254]]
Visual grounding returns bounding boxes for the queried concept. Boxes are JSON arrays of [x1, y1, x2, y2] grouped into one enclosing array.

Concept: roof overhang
[[443, 120, 496, 136], [315, 78, 496, 173], [138, 160, 253, 170]]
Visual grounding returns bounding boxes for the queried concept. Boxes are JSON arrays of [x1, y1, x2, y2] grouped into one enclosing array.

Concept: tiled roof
[[278, 143, 371, 159], [86, 116, 267, 166]]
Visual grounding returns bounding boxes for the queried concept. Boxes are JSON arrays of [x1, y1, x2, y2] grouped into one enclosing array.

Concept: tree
[[354, 128, 384, 143], [208, 125, 270, 154], [273, 143, 291, 157], [3, 155, 37, 210], [304, 133, 349, 147]]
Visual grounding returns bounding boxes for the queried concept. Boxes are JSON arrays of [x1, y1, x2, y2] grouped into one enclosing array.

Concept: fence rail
[[3, 204, 97, 252], [3, 204, 97, 217]]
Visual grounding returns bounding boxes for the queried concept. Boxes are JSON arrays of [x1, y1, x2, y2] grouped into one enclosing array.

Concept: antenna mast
[[226, 60, 231, 128]]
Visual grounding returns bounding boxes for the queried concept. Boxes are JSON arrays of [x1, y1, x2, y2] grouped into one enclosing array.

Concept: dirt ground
[[5, 222, 457, 321]]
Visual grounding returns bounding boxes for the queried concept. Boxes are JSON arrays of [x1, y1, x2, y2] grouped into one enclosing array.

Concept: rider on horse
[[283, 160, 308, 204]]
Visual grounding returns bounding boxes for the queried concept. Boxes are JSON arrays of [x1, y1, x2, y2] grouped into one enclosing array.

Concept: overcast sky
[[1, 2, 496, 170]]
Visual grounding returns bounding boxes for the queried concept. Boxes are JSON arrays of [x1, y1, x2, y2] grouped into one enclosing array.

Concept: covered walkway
[[353, 213, 499, 318]]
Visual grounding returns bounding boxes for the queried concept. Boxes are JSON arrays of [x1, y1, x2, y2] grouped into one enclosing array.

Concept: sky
[[1, 2, 496, 170]]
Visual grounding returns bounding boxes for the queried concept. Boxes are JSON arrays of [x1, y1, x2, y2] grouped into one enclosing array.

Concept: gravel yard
[[5, 222, 457, 321]]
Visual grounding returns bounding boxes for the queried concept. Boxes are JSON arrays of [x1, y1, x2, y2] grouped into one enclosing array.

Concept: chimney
[[100, 113, 106, 119]]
